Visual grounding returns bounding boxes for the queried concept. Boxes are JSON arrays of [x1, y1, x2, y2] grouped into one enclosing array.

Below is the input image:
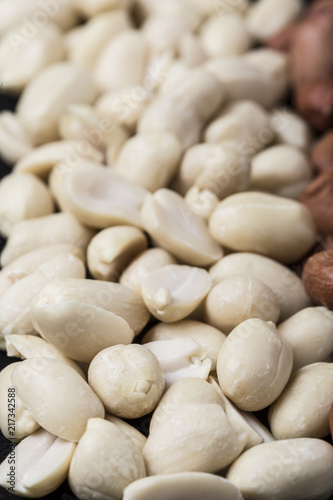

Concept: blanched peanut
[[94, 30, 148, 92], [270, 109, 312, 152], [120, 248, 177, 296], [204, 275, 280, 334], [11, 358, 104, 442], [143, 320, 226, 371], [0, 244, 84, 296], [74, 0, 134, 18], [0, 253, 85, 342], [0, 428, 76, 497], [0, 23, 65, 94], [142, 265, 212, 322], [104, 414, 147, 451], [217, 319, 293, 411], [88, 345, 165, 418], [113, 132, 181, 191], [187, 0, 249, 18], [17, 63, 97, 146], [1, 212, 94, 267], [134, 0, 202, 31], [139, 69, 226, 150], [0, 362, 40, 441], [227, 438, 333, 500], [0, 173, 54, 237], [250, 145, 313, 199], [0, 111, 33, 165], [88, 226, 148, 281], [141, 189, 223, 267], [200, 15, 252, 58], [268, 362, 333, 439], [209, 192, 317, 263], [123, 473, 244, 500], [63, 163, 148, 229], [142, 16, 191, 57], [209, 252, 311, 321], [68, 418, 146, 500], [278, 307, 333, 371], [66, 10, 132, 71], [184, 187, 220, 222]]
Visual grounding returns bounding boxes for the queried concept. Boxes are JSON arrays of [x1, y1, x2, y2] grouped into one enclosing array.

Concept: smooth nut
[[246, 0, 302, 41], [104, 414, 147, 451], [0, 111, 33, 165], [299, 173, 333, 235], [295, 79, 333, 132], [200, 14, 251, 58], [184, 187, 220, 222], [302, 251, 333, 309], [270, 108, 312, 152], [311, 130, 333, 173]]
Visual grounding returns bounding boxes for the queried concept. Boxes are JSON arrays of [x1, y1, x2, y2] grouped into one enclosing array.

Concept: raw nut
[[200, 14, 251, 58], [204, 275, 280, 334], [302, 251, 333, 309], [123, 473, 243, 500], [120, 248, 177, 296], [278, 307, 333, 371], [270, 108, 312, 153], [184, 187, 220, 222], [209, 191, 317, 264], [17, 62, 97, 145], [134, 0, 202, 31], [267, 23, 297, 51], [87, 226, 148, 281], [141, 264, 212, 322], [74, 0, 134, 18], [0, 362, 40, 442], [142, 15, 191, 57], [0, 428, 76, 498], [0, 110, 33, 165], [330, 403, 333, 439], [0, 212, 94, 267], [68, 418, 146, 500], [226, 438, 333, 500], [0, 173, 54, 237], [311, 130, 333, 173], [104, 414, 147, 451], [113, 132, 181, 192], [209, 252, 311, 321], [295, 79, 333, 132], [217, 318, 293, 411], [88, 344, 165, 418], [299, 173, 333, 235], [141, 189, 223, 267], [11, 358, 104, 442], [268, 362, 333, 439]]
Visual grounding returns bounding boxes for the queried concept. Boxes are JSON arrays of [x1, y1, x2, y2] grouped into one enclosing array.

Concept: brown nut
[[267, 24, 297, 52], [299, 173, 333, 235], [295, 79, 333, 132], [311, 130, 333, 173], [302, 250, 333, 309]]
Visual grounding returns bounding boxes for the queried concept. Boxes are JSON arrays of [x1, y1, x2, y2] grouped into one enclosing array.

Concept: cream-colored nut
[[66, 10, 132, 71], [17, 63, 97, 146], [209, 252, 311, 322], [1, 212, 94, 267], [63, 163, 148, 229], [104, 414, 147, 451], [14, 139, 103, 179], [184, 187, 220, 222], [200, 14, 251, 58], [270, 108, 312, 152], [135, 0, 201, 31], [58, 104, 129, 162], [113, 132, 181, 192], [94, 30, 148, 93], [11, 358, 104, 442], [145, 338, 212, 389], [250, 145, 313, 199], [209, 192, 317, 263], [278, 307, 333, 371], [139, 69, 226, 151], [0, 244, 84, 296], [124, 473, 243, 500], [204, 275, 280, 334], [0, 253, 85, 341], [179, 33, 206, 67], [187, 0, 249, 18], [5, 335, 85, 378], [143, 15, 190, 56], [0, 173, 54, 237], [204, 100, 270, 150], [268, 362, 333, 439], [120, 248, 177, 296], [0, 428, 76, 498], [175, 141, 251, 199], [0, 362, 40, 442], [0, 111, 33, 165], [159, 60, 191, 95], [0, 23, 65, 94], [141, 189, 223, 266], [143, 320, 226, 371], [88, 344, 165, 418], [247, 0, 302, 42], [217, 319, 293, 411], [74, 0, 134, 17], [142, 264, 212, 322], [227, 438, 333, 500], [69, 418, 145, 500], [88, 226, 148, 281]]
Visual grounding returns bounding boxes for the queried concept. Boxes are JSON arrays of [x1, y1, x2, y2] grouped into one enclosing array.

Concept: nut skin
[[267, 24, 297, 52], [295, 80, 333, 132], [302, 251, 333, 309], [311, 130, 333, 173], [299, 173, 333, 235]]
